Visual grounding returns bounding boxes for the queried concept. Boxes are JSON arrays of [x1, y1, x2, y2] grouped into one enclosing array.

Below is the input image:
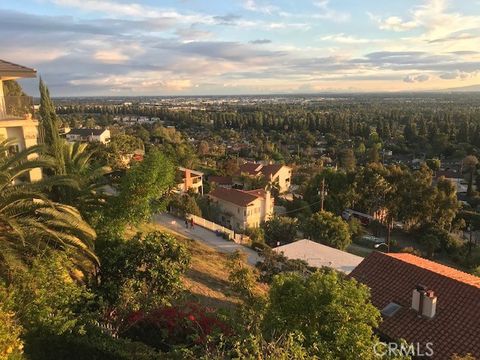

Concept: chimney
[[411, 285, 437, 319], [265, 190, 273, 220], [422, 290, 437, 319]]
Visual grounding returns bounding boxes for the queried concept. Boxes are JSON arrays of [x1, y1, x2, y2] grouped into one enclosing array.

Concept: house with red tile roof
[[237, 162, 292, 193], [350, 252, 480, 359], [208, 175, 233, 189], [208, 187, 274, 231]]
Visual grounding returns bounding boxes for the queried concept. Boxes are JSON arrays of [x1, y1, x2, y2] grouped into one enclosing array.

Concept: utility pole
[[386, 219, 392, 253], [320, 177, 325, 212]]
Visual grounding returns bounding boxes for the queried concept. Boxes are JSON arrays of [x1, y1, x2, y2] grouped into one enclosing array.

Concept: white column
[[0, 79, 6, 119]]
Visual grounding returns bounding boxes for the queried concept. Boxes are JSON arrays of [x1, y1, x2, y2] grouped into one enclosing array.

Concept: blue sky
[[2, 0, 480, 95]]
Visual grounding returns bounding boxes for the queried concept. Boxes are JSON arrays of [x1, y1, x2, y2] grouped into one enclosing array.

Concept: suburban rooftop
[[350, 252, 480, 359]]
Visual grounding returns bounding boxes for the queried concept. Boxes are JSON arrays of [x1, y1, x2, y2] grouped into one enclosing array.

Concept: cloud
[[439, 71, 473, 80], [320, 33, 382, 44], [94, 50, 130, 63], [313, 1, 351, 22], [428, 31, 479, 43], [213, 14, 242, 25], [403, 74, 430, 83], [2, 2, 480, 96], [249, 39, 272, 44], [175, 28, 213, 41], [243, 0, 278, 14], [368, 13, 417, 32], [369, 0, 480, 41]]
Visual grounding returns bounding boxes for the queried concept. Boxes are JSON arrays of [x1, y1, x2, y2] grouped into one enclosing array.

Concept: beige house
[[237, 162, 292, 193], [208, 187, 274, 231], [176, 167, 204, 194], [0, 60, 41, 182]]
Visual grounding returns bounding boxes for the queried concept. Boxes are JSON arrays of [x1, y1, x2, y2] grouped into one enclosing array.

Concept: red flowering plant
[[122, 302, 231, 352]]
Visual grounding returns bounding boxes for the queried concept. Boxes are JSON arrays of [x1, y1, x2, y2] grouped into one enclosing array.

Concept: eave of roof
[[0, 59, 37, 80], [209, 187, 260, 207]]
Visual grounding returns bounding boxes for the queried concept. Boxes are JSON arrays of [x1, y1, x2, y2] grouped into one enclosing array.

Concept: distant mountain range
[[441, 84, 480, 92]]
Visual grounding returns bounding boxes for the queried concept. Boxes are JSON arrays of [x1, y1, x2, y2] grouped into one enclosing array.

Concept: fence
[[169, 209, 248, 244], [189, 213, 250, 244]]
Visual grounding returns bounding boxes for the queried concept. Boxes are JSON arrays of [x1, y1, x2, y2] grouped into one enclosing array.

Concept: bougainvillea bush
[[122, 302, 230, 352]]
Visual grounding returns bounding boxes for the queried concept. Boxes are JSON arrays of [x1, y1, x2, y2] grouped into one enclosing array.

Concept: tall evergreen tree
[[39, 78, 65, 173]]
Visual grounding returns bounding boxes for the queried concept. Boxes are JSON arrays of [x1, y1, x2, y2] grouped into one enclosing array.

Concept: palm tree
[[0, 139, 98, 271], [53, 142, 111, 215], [463, 155, 479, 196]]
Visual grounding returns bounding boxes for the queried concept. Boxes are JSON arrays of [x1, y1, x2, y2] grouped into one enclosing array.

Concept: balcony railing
[[0, 96, 35, 120]]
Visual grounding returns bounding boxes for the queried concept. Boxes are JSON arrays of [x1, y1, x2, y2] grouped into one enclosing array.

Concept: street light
[[374, 242, 389, 252]]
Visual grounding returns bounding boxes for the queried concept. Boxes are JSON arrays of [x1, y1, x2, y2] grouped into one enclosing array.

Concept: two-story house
[[0, 59, 41, 182], [208, 187, 274, 231], [176, 167, 204, 194], [236, 162, 292, 193]]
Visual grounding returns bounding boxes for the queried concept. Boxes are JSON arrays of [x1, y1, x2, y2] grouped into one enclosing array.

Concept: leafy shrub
[[245, 227, 265, 244], [96, 231, 190, 324], [11, 252, 96, 337], [123, 303, 230, 352], [24, 331, 161, 360], [348, 217, 366, 240], [251, 241, 270, 252], [401, 247, 422, 256], [0, 284, 23, 360], [169, 194, 202, 217], [263, 270, 381, 359], [263, 216, 298, 247], [256, 248, 311, 283], [303, 211, 352, 250]]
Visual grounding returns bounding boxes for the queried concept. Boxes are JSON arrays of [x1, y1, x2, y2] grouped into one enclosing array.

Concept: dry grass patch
[[125, 222, 266, 309]]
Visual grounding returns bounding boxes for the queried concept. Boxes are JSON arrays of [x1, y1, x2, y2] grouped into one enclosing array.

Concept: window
[[8, 144, 20, 155]]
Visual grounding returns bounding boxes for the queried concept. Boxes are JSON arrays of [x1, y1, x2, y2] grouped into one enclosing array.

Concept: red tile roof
[[435, 170, 463, 180], [208, 175, 233, 185], [245, 189, 268, 199], [350, 252, 480, 359], [261, 164, 285, 179], [209, 187, 260, 207], [238, 162, 263, 176], [237, 162, 288, 179]]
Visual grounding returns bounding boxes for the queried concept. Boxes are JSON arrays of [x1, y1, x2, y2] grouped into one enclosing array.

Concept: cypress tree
[[39, 78, 65, 173]]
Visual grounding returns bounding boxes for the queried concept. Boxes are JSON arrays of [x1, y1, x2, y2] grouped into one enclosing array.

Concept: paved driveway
[[152, 213, 261, 265]]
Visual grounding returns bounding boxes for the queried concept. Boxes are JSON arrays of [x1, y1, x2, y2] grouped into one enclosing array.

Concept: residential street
[[152, 213, 261, 266]]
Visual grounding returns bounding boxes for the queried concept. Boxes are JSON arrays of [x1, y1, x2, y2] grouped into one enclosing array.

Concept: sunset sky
[[2, 0, 480, 95]]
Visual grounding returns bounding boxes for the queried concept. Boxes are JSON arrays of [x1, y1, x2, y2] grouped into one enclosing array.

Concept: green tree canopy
[[263, 270, 381, 359], [96, 231, 190, 316], [106, 149, 175, 232], [303, 211, 351, 250], [263, 216, 298, 246]]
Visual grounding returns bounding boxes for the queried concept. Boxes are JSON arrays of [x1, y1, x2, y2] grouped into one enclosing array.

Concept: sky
[[2, 0, 480, 96]]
